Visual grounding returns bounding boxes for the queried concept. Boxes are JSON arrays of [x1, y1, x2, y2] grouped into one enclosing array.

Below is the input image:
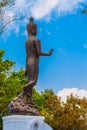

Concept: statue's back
[[26, 37, 40, 59]]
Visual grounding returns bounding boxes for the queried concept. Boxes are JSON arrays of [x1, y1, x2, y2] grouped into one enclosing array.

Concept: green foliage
[[33, 89, 54, 111], [0, 50, 15, 73], [0, 49, 27, 129], [42, 94, 87, 130], [0, 49, 15, 90], [0, 49, 14, 129], [0, 68, 27, 115]]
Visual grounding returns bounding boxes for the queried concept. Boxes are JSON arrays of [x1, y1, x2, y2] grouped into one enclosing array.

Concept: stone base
[[9, 96, 40, 116], [3, 115, 53, 130]]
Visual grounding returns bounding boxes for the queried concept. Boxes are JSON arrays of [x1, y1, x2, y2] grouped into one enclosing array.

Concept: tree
[[41, 90, 62, 130], [0, 0, 15, 34], [81, 3, 87, 14], [0, 49, 28, 129], [0, 49, 15, 88], [0, 0, 25, 35], [33, 89, 54, 112], [42, 94, 87, 130], [0, 49, 15, 129], [0, 0, 11, 7]]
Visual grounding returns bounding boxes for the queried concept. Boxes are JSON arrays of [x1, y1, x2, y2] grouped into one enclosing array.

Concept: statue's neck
[[28, 34, 36, 38]]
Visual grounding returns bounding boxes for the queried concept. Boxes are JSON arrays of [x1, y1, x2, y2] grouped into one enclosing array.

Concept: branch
[[0, 0, 12, 7], [0, 17, 24, 35]]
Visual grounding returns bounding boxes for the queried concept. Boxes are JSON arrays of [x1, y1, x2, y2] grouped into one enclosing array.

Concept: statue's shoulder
[[26, 37, 40, 44], [33, 37, 41, 43]]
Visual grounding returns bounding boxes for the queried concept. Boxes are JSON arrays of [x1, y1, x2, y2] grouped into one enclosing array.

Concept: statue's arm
[[35, 39, 53, 56]]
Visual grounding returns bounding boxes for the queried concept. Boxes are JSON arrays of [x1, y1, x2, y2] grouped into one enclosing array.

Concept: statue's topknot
[[30, 17, 33, 22], [27, 17, 37, 36]]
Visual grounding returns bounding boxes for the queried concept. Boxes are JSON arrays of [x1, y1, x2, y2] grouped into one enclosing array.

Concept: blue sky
[[0, 0, 87, 98]]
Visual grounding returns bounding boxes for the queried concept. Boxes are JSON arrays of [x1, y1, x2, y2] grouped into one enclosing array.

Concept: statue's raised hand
[[48, 49, 54, 56]]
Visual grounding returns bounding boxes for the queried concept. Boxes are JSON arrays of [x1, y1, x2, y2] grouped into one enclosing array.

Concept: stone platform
[[3, 115, 53, 130]]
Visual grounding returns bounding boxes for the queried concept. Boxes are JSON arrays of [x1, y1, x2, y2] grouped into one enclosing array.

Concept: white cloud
[[1, 0, 87, 35], [7, 0, 87, 20], [30, 0, 58, 19], [57, 88, 87, 102], [7, 12, 14, 19], [29, 0, 87, 19]]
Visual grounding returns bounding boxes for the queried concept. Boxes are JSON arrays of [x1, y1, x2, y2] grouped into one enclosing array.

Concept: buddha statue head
[[27, 17, 37, 36]]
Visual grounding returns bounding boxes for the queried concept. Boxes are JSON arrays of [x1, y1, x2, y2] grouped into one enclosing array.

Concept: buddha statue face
[[27, 17, 37, 36]]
